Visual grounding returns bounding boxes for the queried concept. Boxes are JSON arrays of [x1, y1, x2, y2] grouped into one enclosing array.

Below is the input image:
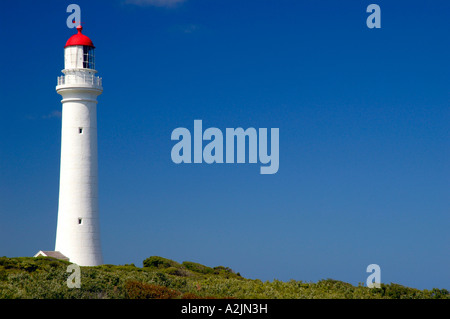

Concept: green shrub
[[182, 261, 214, 274], [0, 270, 7, 281], [0, 257, 18, 269], [20, 262, 38, 273], [213, 266, 235, 274], [125, 281, 181, 299], [164, 267, 193, 277], [0, 256, 447, 299], [143, 256, 181, 269], [431, 288, 449, 299], [212, 266, 242, 279]]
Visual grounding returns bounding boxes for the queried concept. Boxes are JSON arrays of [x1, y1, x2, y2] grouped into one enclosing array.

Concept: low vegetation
[[0, 256, 448, 299]]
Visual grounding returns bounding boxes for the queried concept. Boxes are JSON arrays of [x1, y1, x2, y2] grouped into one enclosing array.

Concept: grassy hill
[[0, 256, 448, 299]]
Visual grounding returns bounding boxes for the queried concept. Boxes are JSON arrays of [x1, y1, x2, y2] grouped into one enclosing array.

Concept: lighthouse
[[53, 25, 103, 266]]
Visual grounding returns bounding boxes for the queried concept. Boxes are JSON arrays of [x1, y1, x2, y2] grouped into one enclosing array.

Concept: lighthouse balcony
[[57, 73, 102, 90]]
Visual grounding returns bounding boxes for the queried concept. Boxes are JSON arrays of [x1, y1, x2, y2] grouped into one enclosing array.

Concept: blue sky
[[0, 0, 448, 290]]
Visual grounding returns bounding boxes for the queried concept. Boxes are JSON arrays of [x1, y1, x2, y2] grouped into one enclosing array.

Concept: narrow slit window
[[78, 218, 82, 225], [79, 127, 83, 134]]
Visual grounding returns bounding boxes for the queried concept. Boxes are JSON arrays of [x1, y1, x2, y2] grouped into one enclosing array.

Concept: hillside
[[0, 256, 448, 299]]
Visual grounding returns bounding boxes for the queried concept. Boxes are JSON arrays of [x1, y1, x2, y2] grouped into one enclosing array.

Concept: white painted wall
[[64, 46, 84, 69]]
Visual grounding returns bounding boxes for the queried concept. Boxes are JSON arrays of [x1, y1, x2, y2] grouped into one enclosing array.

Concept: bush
[[0, 270, 7, 281], [20, 262, 38, 273], [0, 256, 447, 299], [143, 256, 181, 269], [181, 292, 203, 299], [182, 261, 214, 274], [431, 288, 449, 299], [0, 257, 18, 269], [165, 267, 193, 277], [213, 266, 235, 275], [125, 281, 181, 299]]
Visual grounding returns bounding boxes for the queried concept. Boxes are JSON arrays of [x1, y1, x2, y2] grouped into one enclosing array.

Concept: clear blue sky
[[0, 0, 448, 290]]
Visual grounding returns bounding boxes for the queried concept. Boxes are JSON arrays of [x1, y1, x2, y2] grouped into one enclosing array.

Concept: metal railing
[[57, 74, 102, 87]]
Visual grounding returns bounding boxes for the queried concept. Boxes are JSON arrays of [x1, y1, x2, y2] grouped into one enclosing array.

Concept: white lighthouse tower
[[54, 25, 103, 266]]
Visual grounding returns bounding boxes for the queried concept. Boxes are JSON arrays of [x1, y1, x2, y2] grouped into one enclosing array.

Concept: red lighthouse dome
[[64, 25, 95, 48]]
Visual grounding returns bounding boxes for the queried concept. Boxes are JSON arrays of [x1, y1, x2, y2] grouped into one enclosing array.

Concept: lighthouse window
[[79, 127, 83, 134], [78, 218, 83, 225], [83, 46, 95, 69]]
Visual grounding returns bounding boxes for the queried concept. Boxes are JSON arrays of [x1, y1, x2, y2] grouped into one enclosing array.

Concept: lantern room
[[64, 25, 96, 70]]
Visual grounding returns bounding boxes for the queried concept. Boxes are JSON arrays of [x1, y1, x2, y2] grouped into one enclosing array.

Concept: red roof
[[64, 25, 95, 48]]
